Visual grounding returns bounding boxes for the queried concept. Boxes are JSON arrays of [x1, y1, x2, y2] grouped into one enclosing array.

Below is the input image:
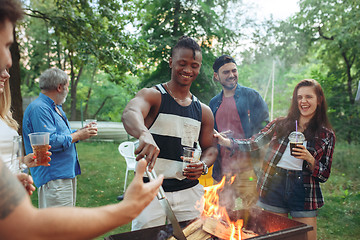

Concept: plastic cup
[[85, 119, 97, 128], [182, 147, 201, 172], [28, 132, 50, 165], [288, 131, 305, 156]]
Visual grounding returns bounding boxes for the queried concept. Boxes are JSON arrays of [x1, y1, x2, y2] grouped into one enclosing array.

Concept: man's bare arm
[[121, 88, 161, 168], [0, 159, 163, 240], [0, 160, 27, 220], [122, 88, 155, 139]]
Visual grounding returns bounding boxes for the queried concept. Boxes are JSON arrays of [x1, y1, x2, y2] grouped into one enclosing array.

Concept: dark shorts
[[257, 167, 317, 218]]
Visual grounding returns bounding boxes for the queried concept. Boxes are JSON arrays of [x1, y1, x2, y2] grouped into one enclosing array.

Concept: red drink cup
[[28, 132, 50, 165]]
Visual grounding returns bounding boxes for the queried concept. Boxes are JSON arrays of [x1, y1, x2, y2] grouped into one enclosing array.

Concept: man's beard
[[57, 89, 68, 105], [220, 78, 237, 91]]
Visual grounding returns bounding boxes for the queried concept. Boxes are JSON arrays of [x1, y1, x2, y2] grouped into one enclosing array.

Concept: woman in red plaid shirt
[[215, 79, 335, 240]]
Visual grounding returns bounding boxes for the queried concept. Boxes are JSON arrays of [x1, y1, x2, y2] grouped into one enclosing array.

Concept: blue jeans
[[257, 167, 317, 218]]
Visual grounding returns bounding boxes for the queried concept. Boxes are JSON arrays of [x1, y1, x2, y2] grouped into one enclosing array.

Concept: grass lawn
[[317, 142, 360, 240], [30, 141, 360, 240]]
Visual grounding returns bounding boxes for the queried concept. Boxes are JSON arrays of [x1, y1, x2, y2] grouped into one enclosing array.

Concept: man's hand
[[182, 161, 203, 180], [71, 126, 98, 142], [135, 131, 160, 170]]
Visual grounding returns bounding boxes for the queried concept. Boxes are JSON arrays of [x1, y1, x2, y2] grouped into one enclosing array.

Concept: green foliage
[[299, 0, 360, 95], [137, 0, 220, 60], [242, 0, 360, 142], [16, 0, 360, 140], [139, 61, 171, 88], [310, 69, 360, 143], [292, 0, 360, 142], [21, 0, 149, 120], [75, 68, 139, 122], [135, 0, 240, 103], [48, 0, 147, 75], [237, 56, 306, 119]]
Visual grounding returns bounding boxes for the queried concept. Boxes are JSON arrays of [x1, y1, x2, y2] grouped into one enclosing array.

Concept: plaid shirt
[[232, 118, 336, 210]]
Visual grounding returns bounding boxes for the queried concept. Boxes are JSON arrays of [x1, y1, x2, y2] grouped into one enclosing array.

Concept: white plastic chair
[[118, 141, 137, 193]]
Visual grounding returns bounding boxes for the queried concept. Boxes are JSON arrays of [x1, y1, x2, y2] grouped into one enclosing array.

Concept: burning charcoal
[[242, 228, 258, 238], [157, 225, 173, 240], [179, 221, 189, 229], [157, 230, 170, 240]]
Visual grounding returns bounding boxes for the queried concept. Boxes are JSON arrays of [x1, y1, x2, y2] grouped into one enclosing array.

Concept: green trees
[[292, 0, 360, 143], [237, 0, 360, 143], [136, 0, 243, 103], [9, 0, 360, 142], [15, 0, 241, 120], [18, 0, 147, 121]]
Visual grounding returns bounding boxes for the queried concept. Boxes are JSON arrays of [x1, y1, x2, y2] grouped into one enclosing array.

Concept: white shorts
[[131, 183, 204, 230], [38, 178, 77, 208]]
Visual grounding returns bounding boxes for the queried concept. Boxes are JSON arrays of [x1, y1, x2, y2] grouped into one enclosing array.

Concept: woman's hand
[[292, 144, 315, 171], [25, 145, 52, 167], [213, 129, 232, 148]]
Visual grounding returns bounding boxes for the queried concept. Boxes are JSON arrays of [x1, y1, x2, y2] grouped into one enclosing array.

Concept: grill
[[104, 208, 313, 240]]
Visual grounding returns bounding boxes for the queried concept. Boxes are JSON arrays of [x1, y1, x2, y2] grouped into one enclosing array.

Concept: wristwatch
[[200, 160, 208, 175]]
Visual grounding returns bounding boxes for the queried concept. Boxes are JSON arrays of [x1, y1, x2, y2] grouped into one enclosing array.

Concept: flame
[[198, 176, 243, 240]]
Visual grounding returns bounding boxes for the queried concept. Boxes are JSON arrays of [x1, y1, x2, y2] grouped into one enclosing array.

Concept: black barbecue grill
[[104, 208, 313, 240]]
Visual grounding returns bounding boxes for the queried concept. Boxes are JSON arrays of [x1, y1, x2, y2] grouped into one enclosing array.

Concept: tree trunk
[[9, 28, 23, 135], [69, 58, 84, 121], [56, 37, 62, 69], [45, 22, 51, 68], [84, 65, 97, 118], [341, 51, 354, 104], [172, 0, 181, 37], [93, 96, 111, 119]]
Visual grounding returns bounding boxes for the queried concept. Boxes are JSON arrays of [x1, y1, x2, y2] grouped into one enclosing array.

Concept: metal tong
[[145, 167, 187, 240]]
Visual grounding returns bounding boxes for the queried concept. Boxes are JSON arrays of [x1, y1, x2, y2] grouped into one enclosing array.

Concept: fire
[[198, 176, 243, 240]]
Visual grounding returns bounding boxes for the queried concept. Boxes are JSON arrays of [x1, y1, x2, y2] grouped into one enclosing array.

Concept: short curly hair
[[171, 36, 201, 59]]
